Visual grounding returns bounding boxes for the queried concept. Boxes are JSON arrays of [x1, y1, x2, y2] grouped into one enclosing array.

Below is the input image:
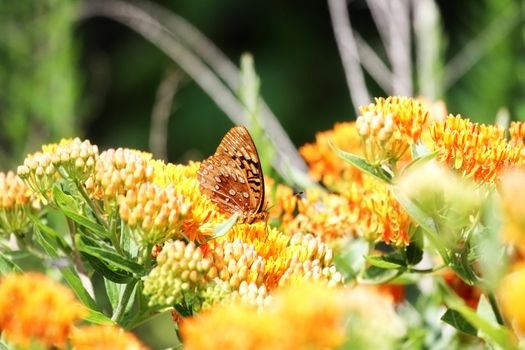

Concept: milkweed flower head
[[144, 240, 213, 308], [17, 138, 98, 203], [0, 272, 86, 349], [300, 122, 364, 187], [150, 161, 225, 243], [357, 96, 429, 164], [86, 148, 154, 202], [118, 183, 189, 245], [0, 171, 38, 236], [430, 115, 523, 184], [70, 325, 149, 350]]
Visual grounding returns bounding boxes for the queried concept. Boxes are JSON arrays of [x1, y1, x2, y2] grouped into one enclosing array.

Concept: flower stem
[[488, 291, 505, 326]]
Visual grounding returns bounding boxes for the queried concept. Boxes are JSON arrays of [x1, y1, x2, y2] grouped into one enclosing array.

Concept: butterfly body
[[197, 126, 268, 224]]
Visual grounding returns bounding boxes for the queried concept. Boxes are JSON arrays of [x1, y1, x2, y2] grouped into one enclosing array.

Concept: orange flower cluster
[[0, 272, 86, 349], [0, 171, 37, 236], [268, 176, 411, 246], [430, 115, 523, 184], [145, 221, 341, 312], [70, 325, 149, 350], [357, 96, 429, 164], [181, 282, 350, 350], [300, 122, 363, 187]]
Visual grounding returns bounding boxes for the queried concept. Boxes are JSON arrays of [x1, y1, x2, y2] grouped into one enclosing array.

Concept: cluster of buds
[[17, 152, 56, 201], [287, 232, 334, 266], [17, 138, 98, 201], [0, 172, 36, 236], [86, 148, 154, 201], [144, 240, 213, 307], [430, 115, 522, 184], [278, 258, 342, 288], [207, 239, 266, 290], [45, 138, 98, 182], [357, 97, 429, 165], [231, 281, 271, 311], [119, 183, 189, 245]]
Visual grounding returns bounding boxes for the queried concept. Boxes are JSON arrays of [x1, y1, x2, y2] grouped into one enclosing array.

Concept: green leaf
[[439, 281, 518, 349], [0, 251, 22, 273], [403, 148, 439, 174], [76, 235, 145, 277], [365, 255, 404, 269], [361, 266, 400, 284], [28, 212, 71, 254], [52, 185, 109, 238], [405, 228, 424, 265], [85, 308, 114, 325], [83, 253, 133, 283], [329, 141, 392, 183], [392, 187, 448, 260], [105, 278, 121, 310], [206, 213, 239, 242], [441, 309, 477, 336]]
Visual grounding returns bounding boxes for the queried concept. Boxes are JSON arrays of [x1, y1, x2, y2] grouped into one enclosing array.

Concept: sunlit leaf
[[329, 141, 392, 183]]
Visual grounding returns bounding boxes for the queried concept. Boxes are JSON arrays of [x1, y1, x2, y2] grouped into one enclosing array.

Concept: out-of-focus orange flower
[[499, 263, 525, 334], [0, 272, 85, 349], [181, 281, 350, 350], [430, 115, 523, 184], [299, 122, 363, 187], [70, 325, 149, 350], [357, 96, 429, 164], [499, 169, 525, 254]]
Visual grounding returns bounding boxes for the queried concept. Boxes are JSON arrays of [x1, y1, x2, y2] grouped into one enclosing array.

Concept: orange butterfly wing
[[197, 126, 267, 223]]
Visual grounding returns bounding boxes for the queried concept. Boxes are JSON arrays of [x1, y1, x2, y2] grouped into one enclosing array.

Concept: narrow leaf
[[329, 141, 392, 183], [206, 213, 239, 242], [365, 256, 404, 269], [441, 309, 477, 336], [76, 235, 145, 277], [85, 308, 114, 325], [53, 185, 109, 238], [0, 251, 22, 273]]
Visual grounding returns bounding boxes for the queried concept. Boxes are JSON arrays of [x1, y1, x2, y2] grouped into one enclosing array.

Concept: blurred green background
[[1, 0, 524, 170]]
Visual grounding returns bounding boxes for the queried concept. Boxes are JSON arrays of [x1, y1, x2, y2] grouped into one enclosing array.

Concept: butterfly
[[197, 125, 268, 224]]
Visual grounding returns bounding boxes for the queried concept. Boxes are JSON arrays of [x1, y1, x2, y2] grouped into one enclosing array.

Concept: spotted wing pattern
[[197, 126, 267, 223]]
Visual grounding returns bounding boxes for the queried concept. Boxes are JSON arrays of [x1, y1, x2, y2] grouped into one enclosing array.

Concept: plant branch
[[327, 0, 370, 113], [149, 69, 181, 161], [80, 0, 312, 183]]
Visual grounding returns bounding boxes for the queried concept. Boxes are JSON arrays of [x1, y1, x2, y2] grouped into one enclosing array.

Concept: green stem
[[75, 180, 107, 228], [112, 280, 137, 324], [488, 291, 505, 326], [66, 218, 87, 275]]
